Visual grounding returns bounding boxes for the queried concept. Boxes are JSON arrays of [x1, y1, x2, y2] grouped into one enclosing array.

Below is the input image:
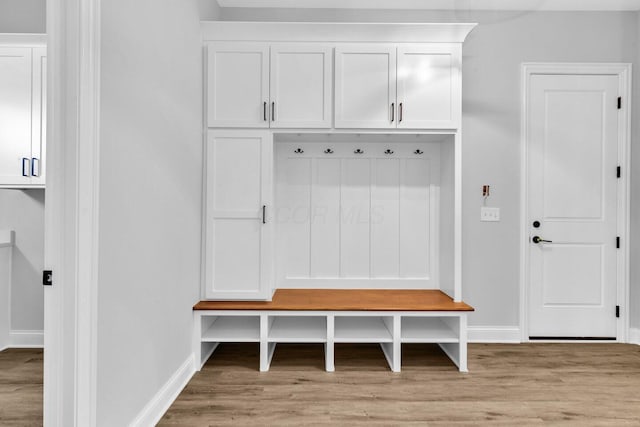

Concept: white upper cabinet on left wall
[[207, 42, 333, 129], [0, 44, 46, 188]]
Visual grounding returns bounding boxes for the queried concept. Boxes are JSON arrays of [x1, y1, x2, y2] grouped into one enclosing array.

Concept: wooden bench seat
[[194, 289, 474, 312]]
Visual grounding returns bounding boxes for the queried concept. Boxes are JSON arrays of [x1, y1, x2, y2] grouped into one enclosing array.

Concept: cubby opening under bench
[[194, 289, 474, 373]]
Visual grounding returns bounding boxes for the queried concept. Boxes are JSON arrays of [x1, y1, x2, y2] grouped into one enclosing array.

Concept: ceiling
[[215, 0, 640, 11]]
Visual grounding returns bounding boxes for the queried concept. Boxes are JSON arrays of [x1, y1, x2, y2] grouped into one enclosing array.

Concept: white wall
[[199, 0, 221, 20], [0, 190, 45, 333], [96, 0, 204, 424], [0, 0, 45, 33], [211, 8, 639, 332]]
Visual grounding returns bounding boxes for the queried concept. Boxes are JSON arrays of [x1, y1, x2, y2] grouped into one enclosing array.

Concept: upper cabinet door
[[207, 43, 269, 128], [335, 45, 396, 129], [396, 44, 461, 129], [0, 47, 33, 187], [205, 131, 273, 300], [270, 44, 332, 129], [31, 48, 46, 186]]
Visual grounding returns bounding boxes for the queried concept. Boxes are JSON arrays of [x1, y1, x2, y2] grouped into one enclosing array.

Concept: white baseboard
[[468, 326, 521, 343], [630, 327, 640, 345], [9, 330, 44, 348], [130, 354, 195, 427]]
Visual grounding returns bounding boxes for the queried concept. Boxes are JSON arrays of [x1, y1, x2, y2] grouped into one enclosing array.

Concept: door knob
[[532, 236, 552, 244]]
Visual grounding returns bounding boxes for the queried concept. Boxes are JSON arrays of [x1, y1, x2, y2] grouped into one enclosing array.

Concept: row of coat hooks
[[293, 148, 424, 155]]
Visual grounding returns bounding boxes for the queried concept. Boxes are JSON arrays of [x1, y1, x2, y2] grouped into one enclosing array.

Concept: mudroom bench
[[193, 289, 474, 372]]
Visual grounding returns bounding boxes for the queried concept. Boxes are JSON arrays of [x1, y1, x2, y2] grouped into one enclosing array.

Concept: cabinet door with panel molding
[[270, 44, 332, 129], [334, 45, 397, 129], [0, 47, 34, 187], [207, 43, 270, 128], [396, 44, 461, 129], [205, 130, 273, 300]]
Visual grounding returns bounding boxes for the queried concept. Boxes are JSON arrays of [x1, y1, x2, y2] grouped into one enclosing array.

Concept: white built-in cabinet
[[207, 42, 332, 128], [334, 44, 461, 129], [205, 131, 273, 299], [202, 22, 474, 300], [0, 39, 47, 188], [334, 45, 396, 129]]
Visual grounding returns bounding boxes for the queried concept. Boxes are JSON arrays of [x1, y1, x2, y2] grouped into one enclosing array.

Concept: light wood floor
[[0, 348, 43, 426], [160, 343, 640, 426], [1, 345, 639, 426]]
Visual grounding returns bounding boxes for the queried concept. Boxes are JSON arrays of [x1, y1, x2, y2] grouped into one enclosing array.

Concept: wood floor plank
[[160, 343, 640, 426]]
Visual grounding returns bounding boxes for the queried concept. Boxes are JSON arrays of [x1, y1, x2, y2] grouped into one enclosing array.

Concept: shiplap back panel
[[276, 141, 441, 289]]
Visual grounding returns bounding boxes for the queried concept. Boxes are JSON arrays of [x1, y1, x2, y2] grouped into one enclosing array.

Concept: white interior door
[[206, 131, 273, 299], [527, 73, 619, 338], [0, 47, 33, 186], [207, 43, 269, 128], [270, 44, 332, 128], [335, 45, 396, 129], [397, 44, 460, 129]]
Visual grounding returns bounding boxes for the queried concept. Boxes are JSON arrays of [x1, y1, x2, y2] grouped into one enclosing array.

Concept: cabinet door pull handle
[[271, 102, 275, 122], [399, 103, 403, 122], [263, 102, 267, 121], [262, 205, 266, 224], [31, 158, 39, 177], [391, 103, 395, 122], [22, 158, 30, 177]]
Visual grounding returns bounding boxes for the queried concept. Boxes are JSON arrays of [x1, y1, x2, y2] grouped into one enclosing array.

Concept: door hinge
[[616, 305, 620, 318], [617, 97, 622, 109], [42, 270, 52, 286], [617, 166, 621, 178], [616, 236, 620, 249]]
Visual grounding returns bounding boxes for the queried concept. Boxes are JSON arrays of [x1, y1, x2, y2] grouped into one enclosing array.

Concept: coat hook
[[354, 148, 364, 154], [414, 149, 424, 155], [384, 149, 394, 155], [324, 148, 334, 154], [294, 148, 304, 154]]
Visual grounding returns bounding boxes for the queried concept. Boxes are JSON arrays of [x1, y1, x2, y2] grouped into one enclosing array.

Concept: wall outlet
[[481, 207, 500, 222]]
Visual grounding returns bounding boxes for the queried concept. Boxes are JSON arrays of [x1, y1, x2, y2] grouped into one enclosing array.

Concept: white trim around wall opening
[[519, 62, 631, 343]]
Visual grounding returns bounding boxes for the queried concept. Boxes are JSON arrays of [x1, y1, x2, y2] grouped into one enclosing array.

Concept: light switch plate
[[481, 207, 500, 222]]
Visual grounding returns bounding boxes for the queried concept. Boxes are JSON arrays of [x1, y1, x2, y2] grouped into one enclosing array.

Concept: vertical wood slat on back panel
[[400, 158, 431, 278], [340, 158, 371, 277], [310, 158, 341, 277], [284, 157, 311, 278], [371, 158, 400, 277]]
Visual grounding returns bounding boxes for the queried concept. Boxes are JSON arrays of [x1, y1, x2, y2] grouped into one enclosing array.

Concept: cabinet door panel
[[31, 48, 46, 186], [335, 45, 396, 129], [397, 44, 460, 129], [207, 43, 269, 128], [270, 45, 332, 128], [0, 48, 32, 186], [206, 131, 273, 299]]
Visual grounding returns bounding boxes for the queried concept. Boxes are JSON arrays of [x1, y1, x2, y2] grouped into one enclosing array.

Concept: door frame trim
[[44, 0, 101, 424], [519, 62, 631, 343]]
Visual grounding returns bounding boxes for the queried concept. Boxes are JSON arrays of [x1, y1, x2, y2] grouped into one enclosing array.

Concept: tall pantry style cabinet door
[[0, 47, 33, 187], [205, 131, 273, 300], [207, 43, 269, 128], [334, 45, 397, 129], [31, 48, 47, 186], [270, 45, 332, 128], [396, 44, 461, 129]]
